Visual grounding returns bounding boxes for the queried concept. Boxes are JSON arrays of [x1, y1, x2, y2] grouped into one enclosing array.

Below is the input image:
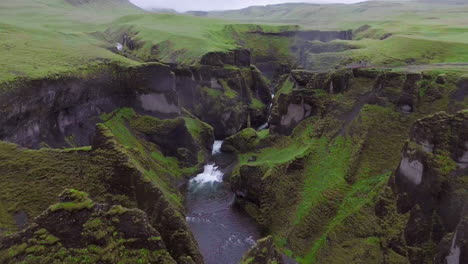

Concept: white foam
[[212, 140, 223, 155], [245, 236, 256, 246], [257, 123, 269, 131], [190, 164, 223, 185], [116, 43, 123, 51]]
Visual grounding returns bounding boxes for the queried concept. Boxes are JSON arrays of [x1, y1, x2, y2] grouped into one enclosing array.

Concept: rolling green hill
[[1, 0, 468, 85]]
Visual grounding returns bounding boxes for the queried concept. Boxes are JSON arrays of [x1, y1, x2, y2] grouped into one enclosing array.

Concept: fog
[[129, 0, 369, 12]]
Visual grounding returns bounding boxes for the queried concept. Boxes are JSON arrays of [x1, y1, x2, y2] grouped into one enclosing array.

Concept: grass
[[300, 173, 389, 263], [1, 0, 467, 84], [294, 136, 353, 224]]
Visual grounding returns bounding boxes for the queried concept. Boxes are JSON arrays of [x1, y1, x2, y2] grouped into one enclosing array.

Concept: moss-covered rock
[[221, 128, 259, 153], [379, 110, 468, 263], [0, 190, 176, 264], [240, 236, 284, 264]]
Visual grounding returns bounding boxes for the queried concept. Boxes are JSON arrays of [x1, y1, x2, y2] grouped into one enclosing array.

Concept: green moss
[[251, 98, 266, 110], [277, 77, 295, 96], [433, 154, 457, 176], [107, 205, 129, 215], [220, 79, 239, 99]]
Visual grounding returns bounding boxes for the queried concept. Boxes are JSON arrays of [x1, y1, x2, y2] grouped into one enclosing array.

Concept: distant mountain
[[189, 1, 468, 29], [416, 0, 468, 3], [64, 0, 138, 7], [185, 11, 209, 17], [149, 7, 178, 14]]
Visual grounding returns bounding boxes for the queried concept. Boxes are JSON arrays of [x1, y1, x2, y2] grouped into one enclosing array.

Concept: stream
[[185, 141, 261, 264]]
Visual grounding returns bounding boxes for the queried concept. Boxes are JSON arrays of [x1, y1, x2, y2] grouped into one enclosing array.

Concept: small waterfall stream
[[185, 140, 260, 264], [257, 93, 275, 131]]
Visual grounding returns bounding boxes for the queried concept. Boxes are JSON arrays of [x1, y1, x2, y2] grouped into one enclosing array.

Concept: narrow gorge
[[0, 1, 467, 264]]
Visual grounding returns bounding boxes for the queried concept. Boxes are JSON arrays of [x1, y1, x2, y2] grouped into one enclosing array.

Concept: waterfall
[[185, 140, 261, 264], [257, 93, 275, 131], [190, 164, 223, 186], [212, 140, 223, 155], [446, 231, 460, 264]]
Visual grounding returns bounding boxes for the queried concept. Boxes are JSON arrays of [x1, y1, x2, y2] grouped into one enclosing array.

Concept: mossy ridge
[[0, 190, 176, 264], [99, 108, 212, 207], [0, 141, 105, 233], [0, 109, 209, 262]]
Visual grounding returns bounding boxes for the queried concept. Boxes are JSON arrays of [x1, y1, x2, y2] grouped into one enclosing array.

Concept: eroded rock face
[[0, 189, 177, 263], [173, 64, 271, 138], [270, 70, 353, 135], [0, 56, 270, 147], [269, 69, 456, 135], [0, 63, 179, 148], [380, 110, 468, 263], [239, 236, 285, 264]]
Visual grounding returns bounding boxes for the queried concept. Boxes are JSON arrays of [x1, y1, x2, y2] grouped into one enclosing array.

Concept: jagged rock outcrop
[[0, 189, 176, 263], [270, 69, 353, 135], [130, 116, 213, 166], [239, 236, 285, 264], [228, 66, 467, 262], [377, 110, 468, 263], [173, 64, 271, 138]]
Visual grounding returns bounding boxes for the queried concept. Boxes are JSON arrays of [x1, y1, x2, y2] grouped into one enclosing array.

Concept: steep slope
[[0, 109, 214, 263]]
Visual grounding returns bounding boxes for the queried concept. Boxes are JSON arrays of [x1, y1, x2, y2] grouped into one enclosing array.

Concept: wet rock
[[239, 236, 284, 264]]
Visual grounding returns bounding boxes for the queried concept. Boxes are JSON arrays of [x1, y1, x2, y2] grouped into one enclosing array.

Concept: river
[[185, 141, 261, 264]]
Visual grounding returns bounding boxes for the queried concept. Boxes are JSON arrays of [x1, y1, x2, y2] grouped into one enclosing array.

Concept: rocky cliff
[[377, 110, 468, 263], [0, 108, 215, 263], [227, 67, 467, 263], [0, 56, 270, 148]]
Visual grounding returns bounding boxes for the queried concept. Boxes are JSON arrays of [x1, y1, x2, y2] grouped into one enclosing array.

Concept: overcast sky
[[129, 0, 368, 12]]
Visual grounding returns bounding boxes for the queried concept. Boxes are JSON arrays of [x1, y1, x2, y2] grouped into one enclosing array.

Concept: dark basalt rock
[[239, 236, 285, 264]]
